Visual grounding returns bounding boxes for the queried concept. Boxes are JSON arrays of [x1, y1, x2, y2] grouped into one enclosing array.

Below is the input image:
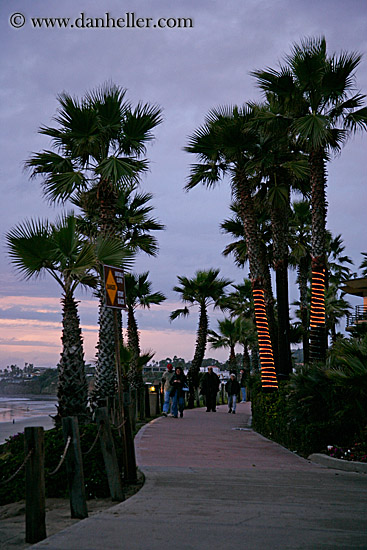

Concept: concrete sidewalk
[[31, 402, 367, 549]]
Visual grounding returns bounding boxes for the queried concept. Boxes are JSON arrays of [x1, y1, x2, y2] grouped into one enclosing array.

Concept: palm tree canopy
[[170, 269, 232, 320], [208, 317, 241, 350], [26, 83, 162, 204], [6, 214, 97, 293], [6, 213, 134, 294], [74, 184, 164, 256], [124, 271, 166, 311], [252, 36, 367, 154]]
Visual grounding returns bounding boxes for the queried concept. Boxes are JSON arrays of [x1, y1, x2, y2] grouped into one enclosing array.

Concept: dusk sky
[[1, 0, 367, 369]]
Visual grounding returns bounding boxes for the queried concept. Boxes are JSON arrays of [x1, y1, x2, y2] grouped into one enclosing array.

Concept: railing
[[346, 305, 367, 330]]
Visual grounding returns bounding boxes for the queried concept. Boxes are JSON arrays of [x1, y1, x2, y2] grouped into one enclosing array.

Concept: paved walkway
[[31, 403, 367, 549]]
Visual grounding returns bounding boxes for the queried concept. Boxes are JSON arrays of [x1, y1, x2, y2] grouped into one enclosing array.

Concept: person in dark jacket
[[170, 366, 188, 418], [200, 366, 220, 412], [226, 373, 240, 414]]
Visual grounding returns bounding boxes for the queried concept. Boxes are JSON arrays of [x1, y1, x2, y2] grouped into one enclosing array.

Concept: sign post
[[102, 265, 136, 481], [103, 264, 126, 309]]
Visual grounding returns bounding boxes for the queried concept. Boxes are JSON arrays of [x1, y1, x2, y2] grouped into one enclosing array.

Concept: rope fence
[[0, 449, 33, 486], [48, 435, 72, 476], [82, 424, 102, 456]]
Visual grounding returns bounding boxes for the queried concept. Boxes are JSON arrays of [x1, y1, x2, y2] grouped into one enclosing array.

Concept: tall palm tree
[[124, 272, 166, 388], [252, 36, 367, 361], [219, 279, 258, 375], [26, 83, 162, 401], [221, 200, 274, 307], [6, 214, 128, 422], [75, 184, 165, 257], [185, 106, 278, 390], [208, 318, 240, 372], [289, 200, 312, 364], [170, 269, 232, 405]]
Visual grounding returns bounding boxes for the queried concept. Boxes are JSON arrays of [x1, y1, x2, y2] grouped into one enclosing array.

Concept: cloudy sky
[[1, 0, 367, 369]]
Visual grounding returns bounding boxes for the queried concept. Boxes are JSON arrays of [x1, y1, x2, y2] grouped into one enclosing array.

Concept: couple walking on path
[[201, 367, 243, 413], [162, 364, 247, 415], [161, 364, 188, 418]]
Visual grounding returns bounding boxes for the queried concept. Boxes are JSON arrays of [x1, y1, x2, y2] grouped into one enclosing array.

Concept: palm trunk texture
[[236, 172, 278, 388], [188, 303, 208, 407], [57, 294, 89, 422], [309, 150, 327, 362], [127, 306, 144, 389], [271, 204, 292, 378]]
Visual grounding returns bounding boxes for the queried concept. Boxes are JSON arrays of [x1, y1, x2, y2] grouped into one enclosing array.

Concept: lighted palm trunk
[[309, 264, 327, 361], [309, 151, 327, 361], [252, 286, 278, 390], [237, 179, 278, 389]]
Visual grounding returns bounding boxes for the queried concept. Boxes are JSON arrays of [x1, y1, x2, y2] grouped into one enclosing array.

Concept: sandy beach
[[0, 397, 58, 445], [0, 415, 55, 445]]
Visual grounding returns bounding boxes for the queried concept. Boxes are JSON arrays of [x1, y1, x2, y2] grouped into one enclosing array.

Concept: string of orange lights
[[253, 288, 278, 390], [310, 267, 326, 328]]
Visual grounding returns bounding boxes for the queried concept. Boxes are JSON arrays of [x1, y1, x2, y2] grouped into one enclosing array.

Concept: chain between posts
[[0, 449, 33, 486], [48, 435, 71, 476]]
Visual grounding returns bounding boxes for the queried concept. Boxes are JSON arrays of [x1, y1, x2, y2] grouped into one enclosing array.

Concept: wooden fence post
[[95, 407, 124, 502], [25, 427, 46, 544], [62, 416, 88, 519]]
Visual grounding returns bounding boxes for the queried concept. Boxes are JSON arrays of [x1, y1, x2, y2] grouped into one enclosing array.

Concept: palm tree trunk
[[93, 180, 120, 405], [228, 344, 237, 373], [235, 171, 278, 389], [309, 150, 327, 361], [187, 303, 208, 407], [271, 201, 292, 378], [127, 305, 144, 389], [57, 293, 89, 423], [298, 256, 310, 364], [92, 301, 117, 406], [262, 248, 279, 371]]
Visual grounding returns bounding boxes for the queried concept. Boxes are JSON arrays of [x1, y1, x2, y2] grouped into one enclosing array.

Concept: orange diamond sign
[[103, 265, 126, 309]]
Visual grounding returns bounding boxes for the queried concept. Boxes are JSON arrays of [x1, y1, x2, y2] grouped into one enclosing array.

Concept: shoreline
[[0, 415, 55, 446]]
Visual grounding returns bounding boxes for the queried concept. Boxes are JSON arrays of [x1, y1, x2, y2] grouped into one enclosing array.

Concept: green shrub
[[251, 343, 367, 457], [0, 423, 125, 505]]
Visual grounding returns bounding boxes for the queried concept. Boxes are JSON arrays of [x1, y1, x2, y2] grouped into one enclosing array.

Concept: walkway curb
[[308, 453, 367, 473]]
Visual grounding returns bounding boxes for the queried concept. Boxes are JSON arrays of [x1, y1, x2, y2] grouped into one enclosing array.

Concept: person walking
[[239, 368, 247, 403], [161, 363, 174, 416], [226, 373, 240, 414], [200, 366, 220, 412], [170, 366, 188, 418]]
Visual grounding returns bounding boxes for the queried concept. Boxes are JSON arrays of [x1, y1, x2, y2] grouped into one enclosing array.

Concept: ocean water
[[0, 396, 58, 444], [0, 396, 58, 423]]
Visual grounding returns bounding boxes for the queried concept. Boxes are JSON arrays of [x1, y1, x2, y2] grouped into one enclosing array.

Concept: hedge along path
[[0, 448, 33, 486]]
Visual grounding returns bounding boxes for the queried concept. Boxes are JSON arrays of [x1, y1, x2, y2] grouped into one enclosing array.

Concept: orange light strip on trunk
[[253, 288, 278, 390], [310, 268, 326, 328]]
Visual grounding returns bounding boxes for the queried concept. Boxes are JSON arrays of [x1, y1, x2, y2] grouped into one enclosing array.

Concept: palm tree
[[289, 200, 312, 363], [26, 83, 162, 401], [6, 214, 127, 422], [170, 269, 232, 405], [185, 106, 278, 390], [208, 318, 240, 372], [124, 272, 166, 388], [252, 36, 367, 361], [359, 253, 367, 277], [75, 184, 165, 257], [219, 279, 258, 375]]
